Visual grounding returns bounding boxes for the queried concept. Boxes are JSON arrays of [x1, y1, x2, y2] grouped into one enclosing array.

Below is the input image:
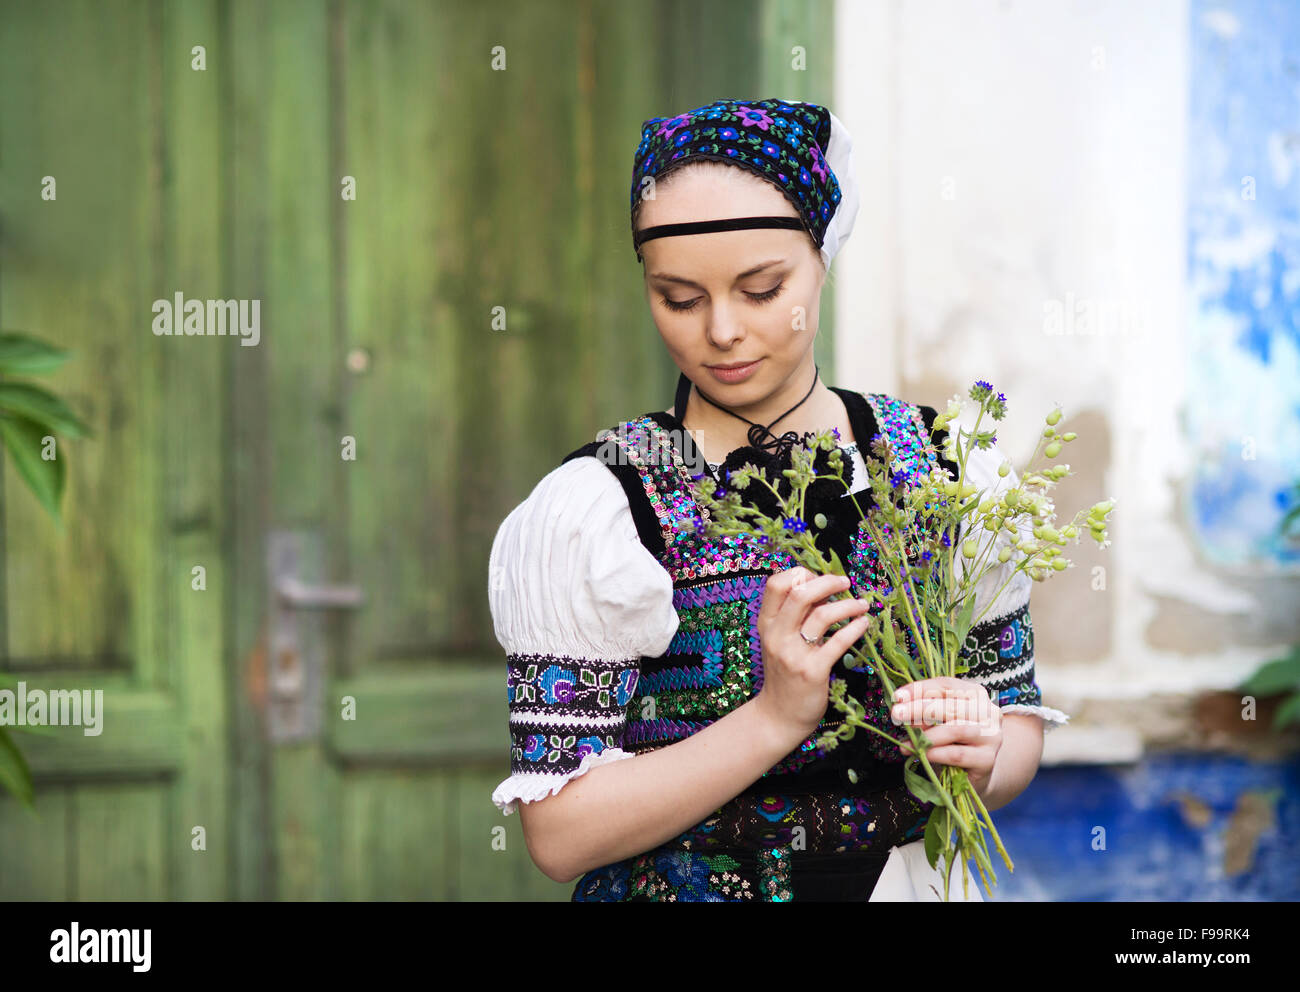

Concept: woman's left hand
[[890, 676, 1003, 799]]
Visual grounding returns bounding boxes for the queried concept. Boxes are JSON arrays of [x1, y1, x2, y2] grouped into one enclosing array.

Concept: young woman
[[488, 98, 1068, 902]]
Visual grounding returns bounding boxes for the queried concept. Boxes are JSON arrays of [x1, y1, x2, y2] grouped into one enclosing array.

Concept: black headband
[[632, 216, 808, 260]]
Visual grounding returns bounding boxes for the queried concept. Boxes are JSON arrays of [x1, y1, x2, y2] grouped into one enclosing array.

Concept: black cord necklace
[[674, 363, 820, 465]]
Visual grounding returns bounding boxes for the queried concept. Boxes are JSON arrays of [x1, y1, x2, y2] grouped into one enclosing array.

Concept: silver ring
[[799, 628, 823, 646]]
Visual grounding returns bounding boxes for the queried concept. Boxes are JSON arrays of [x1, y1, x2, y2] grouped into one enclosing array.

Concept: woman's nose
[[706, 303, 745, 348]]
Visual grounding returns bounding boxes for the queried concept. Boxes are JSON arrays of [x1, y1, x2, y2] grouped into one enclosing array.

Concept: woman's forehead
[[636, 165, 796, 228], [640, 228, 806, 282]]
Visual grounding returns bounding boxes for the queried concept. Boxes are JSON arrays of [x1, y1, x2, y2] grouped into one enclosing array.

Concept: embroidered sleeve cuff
[[1000, 703, 1071, 731], [492, 746, 637, 816], [961, 602, 1067, 731]]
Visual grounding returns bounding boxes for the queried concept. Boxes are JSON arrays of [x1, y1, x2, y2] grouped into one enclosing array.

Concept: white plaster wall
[[833, 0, 1292, 759]]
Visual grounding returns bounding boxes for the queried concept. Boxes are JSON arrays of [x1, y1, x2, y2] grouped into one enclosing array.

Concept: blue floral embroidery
[[539, 664, 577, 704], [998, 618, 1026, 658]]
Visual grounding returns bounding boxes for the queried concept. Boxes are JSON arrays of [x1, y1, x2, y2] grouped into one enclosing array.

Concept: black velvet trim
[[561, 436, 667, 561]]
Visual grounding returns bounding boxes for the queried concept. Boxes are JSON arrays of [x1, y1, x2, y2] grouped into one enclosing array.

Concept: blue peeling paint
[[982, 752, 1300, 901], [1187, 0, 1300, 566]]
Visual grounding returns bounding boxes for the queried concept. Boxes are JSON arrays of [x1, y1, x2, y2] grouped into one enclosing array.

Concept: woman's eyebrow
[[648, 258, 786, 288]]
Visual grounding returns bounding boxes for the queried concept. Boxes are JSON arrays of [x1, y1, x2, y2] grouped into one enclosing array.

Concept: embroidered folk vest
[[560, 389, 948, 862], [536, 387, 1053, 901]]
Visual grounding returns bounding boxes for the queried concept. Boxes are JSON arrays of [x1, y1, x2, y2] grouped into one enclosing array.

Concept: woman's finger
[[894, 676, 973, 703], [897, 721, 989, 751], [759, 566, 816, 619], [798, 596, 872, 641], [910, 743, 985, 769], [779, 572, 852, 626], [892, 692, 999, 729], [810, 611, 873, 673]]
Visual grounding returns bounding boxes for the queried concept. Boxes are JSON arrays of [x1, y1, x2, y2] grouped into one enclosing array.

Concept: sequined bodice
[[591, 391, 943, 785]]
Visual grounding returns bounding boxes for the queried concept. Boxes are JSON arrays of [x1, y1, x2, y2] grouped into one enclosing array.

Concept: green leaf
[[0, 413, 65, 525], [1239, 648, 1300, 696], [953, 592, 978, 645], [1272, 693, 1300, 730], [0, 382, 91, 438], [923, 806, 947, 869], [880, 605, 898, 657], [903, 754, 944, 806], [0, 333, 71, 375], [0, 727, 36, 809], [827, 547, 846, 578]]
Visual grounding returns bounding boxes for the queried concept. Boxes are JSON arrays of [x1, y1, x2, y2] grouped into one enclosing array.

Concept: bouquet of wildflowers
[[691, 381, 1115, 900]]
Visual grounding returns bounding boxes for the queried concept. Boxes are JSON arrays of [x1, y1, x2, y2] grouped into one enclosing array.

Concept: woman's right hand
[[751, 566, 874, 746]]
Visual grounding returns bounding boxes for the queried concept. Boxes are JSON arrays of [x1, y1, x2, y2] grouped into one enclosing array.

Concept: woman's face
[[637, 166, 827, 406]]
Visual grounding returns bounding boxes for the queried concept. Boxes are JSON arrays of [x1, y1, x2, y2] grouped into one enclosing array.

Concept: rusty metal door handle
[[267, 532, 365, 742]]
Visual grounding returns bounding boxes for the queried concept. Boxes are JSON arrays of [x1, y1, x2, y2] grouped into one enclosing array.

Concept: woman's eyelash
[[747, 281, 785, 304], [661, 281, 786, 313]]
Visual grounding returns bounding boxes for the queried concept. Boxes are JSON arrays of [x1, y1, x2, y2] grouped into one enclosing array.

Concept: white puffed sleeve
[[950, 430, 1070, 731], [487, 456, 679, 814]]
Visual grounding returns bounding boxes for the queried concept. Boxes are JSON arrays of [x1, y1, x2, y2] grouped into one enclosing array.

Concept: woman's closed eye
[[661, 281, 786, 313]]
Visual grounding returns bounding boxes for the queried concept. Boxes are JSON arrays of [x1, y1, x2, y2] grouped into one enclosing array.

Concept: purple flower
[[809, 143, 829, 183], [736, 105, 776, 131], [656, 114, 692, 139]]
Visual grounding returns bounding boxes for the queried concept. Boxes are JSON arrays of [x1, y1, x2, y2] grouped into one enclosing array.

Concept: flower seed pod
[[1045, 441, 1062, 458], [998, 547, 1012, 563], [962, 538, 978, 559], [1047, 407, 1062, 426], [998, 461, 1011, 478]]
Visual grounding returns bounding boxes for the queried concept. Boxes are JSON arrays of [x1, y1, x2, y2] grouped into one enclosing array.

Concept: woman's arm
[[976, 713, 1043, 812], [520, 695, 804, 884]]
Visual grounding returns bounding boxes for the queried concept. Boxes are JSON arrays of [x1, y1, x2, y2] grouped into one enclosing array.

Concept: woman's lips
[[705, 358, 763, 384]]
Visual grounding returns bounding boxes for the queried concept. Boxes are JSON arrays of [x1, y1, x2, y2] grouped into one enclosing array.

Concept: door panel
[[0, 0, 227, 900], [1, 0, 835, 901]]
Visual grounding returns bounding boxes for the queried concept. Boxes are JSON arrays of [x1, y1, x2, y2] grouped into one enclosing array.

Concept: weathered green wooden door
[[0, 0, 230, 899], [1, 0, 834, 901]]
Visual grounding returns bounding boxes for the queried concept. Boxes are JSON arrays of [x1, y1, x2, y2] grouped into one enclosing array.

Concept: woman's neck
[[675, 377, 853, 466]]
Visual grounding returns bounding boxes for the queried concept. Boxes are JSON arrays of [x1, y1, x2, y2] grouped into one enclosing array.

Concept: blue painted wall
[[987, 753, 1300, 900], [1187, 0, 1300, 566]]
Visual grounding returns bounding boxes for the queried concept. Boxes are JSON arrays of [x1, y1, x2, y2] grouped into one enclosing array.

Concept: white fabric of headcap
[[816, 108, 859, 272]]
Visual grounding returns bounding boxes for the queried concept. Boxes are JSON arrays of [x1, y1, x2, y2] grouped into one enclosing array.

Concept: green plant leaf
[[1239, 647, 1300, 696], [923, 806, 947, 869], [0, 413, 65, 524], [953, 592, 978, 646], [827, 547, 845, 578], [1272, 693, 1300, 730], [0, 382, 91, 438], [0, 727, 35, 809], [0, 332, 71, 375], [903, 754, 944, 806]]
